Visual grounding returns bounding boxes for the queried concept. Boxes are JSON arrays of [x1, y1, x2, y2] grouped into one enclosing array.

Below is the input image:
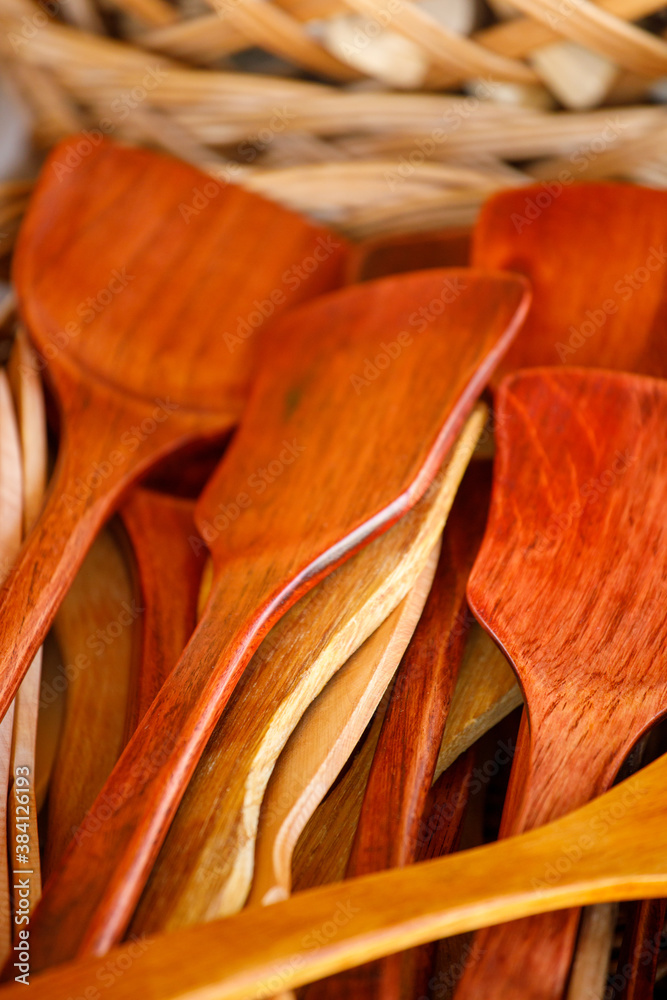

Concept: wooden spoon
[[472, 182, 667, 382], [455, 367, 667, 1000], [248, 548, 441, 909], [0, 132, 349, 722], [27, 269, 529, 969], [309, 459, 492, 1000], [119, 489, 205, 734], [7, 328, 48, 915], [12, 745, 667, 1000], [130, 407, 485, 936], [459, 180, 667, 998]]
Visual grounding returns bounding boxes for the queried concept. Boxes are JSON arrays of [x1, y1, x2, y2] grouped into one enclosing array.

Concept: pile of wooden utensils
[[0, 133, 666, 1000]]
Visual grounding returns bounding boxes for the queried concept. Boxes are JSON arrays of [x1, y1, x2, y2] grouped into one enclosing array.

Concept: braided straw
[[1, 0, 667, 245]]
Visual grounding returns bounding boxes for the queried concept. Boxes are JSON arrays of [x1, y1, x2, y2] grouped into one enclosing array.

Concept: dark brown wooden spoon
[[25, 267, 529, 972], [0, 132, 349, 723], [456, 367, 667, 1000]]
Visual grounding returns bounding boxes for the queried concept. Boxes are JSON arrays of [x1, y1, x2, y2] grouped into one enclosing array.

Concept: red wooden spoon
[[457, 367, 667, 1000], [310, 460, 492, 1000], [456, 180, 667, 999], [0, 133, 348, 723], [25, 268, 529, 972], [120, 489, 205, 733]]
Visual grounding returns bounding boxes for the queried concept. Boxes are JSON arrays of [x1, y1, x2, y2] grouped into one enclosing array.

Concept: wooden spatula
[[45, 524, 140, 877], [472, 182, 667, 381], [455, 367, 667, 1000], [463, 180, 667, 998], [26, 269, 529, 970], [119, 489, 205, 734], [0, 132, 349, 722], [130, 407, 485, 936], [13, 745, 667, 1000], [310, 460, 492, 1000], [248, 549, 440, 910]]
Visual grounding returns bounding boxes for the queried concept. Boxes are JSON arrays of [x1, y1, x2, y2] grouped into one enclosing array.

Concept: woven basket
[[2, 0, 667, 250]]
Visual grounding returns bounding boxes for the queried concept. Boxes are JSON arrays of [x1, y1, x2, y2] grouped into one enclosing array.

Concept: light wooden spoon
[[248, 548, 440, 910], [27, 269, 529, 969], [456, 366, 667, 1000], [0, 132, 349, 722], [309, 460, 492, 1000], [7, 328, 48, 916], [130, 406, 485, 933], [11, 745, 667, 1000]]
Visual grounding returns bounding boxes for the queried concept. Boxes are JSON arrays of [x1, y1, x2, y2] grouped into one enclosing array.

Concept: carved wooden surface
[[131, 409, 484, 933], [10, 746, 667, 1000], [456, 368, 667, 1000], [120, 490, 205, 734], [26, 270, 528, 969], [0, 132, 350, 728]]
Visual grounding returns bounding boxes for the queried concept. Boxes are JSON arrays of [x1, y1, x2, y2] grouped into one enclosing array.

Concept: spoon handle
[[24, 539, 353, 972], [454, 706, 631, 1000], [0, 374, 211, 724]]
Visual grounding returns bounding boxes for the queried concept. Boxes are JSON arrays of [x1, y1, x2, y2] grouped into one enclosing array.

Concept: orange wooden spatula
[[25, 268, 529, 971], [0, 133, 349, 723], [457, 181, 667, 999], [456, 367, 667, 1000], [472, 182, 667, 381]]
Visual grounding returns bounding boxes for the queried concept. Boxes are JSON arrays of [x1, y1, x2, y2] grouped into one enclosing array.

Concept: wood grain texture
[[7, 329, 48, 916], [292, 704, 387, 895], [0, 132, 349, 725], [566, 904, 618, 1000], [131, 408, 485, 933], [457, 367, 667, 1000], [293, 615, 521, 897], [120, 490, 205, 733], [472, 182, 667, 381], [435, 621, 522, 780], [27, 269, 527, 970], [248, 548, 440, 908], [309, 461, 492, 1000], [45, 525, 140, 877], [347, 226, 471, 283], [11, 747, 667, 1000]]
